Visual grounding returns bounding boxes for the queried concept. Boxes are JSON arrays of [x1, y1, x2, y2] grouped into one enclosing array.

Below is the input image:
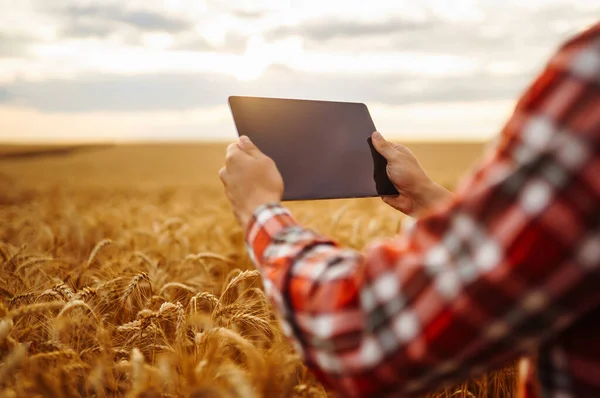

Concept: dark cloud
[[0, 67, 532, 113], [0, 34, 33, 58], [267, 17, 432, 42]]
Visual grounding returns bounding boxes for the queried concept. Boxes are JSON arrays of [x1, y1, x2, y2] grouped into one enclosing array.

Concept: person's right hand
[[371, 131, 454, 217]]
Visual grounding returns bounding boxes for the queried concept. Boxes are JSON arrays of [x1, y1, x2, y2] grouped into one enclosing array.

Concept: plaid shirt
[[245, 23, 600, 398]]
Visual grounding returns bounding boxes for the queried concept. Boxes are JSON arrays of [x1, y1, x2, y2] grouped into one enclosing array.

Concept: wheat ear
[[175, 302, 186, 348], [8, 301, 65, 320], [29, 349, 78, 362], [86, 239, 112, 268], [219, 270, 260, 306], [185, 252, 234, 264], [189, 292, 219, 315], [121, 272, 150, 303], [14, 256, 54, 274], [159, 282, 195, 297], [57, 300, 100, 324]]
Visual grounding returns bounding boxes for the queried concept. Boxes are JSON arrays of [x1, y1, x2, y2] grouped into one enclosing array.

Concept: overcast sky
[[0, 0, 598, 143]]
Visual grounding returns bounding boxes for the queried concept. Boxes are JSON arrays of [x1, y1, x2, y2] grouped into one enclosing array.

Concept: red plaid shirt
[[245, 23, 600, 398]]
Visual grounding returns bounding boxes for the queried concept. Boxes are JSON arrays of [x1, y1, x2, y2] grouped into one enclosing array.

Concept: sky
[[0, 0, 598, 143]]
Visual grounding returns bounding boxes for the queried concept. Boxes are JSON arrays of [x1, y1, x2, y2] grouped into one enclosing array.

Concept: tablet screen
[[228, 96, 398, 200]]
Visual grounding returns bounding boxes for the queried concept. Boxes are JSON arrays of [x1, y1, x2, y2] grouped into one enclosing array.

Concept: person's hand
[[219, 136, 284, 230], [371, 131, 453, 217]]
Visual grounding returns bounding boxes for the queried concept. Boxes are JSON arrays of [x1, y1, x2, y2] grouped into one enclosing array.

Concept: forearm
[[247, 201, 600, 397]]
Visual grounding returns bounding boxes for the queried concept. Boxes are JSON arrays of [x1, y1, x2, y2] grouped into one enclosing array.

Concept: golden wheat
[[0, 142, 516, 397]]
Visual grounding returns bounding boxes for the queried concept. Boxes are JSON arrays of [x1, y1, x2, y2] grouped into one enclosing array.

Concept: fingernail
[[240, 135, 250, 143], [372, 131, 382, 140]]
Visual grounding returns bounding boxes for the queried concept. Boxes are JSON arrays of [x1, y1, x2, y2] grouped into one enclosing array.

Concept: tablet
[[228, 96, 398, 201]]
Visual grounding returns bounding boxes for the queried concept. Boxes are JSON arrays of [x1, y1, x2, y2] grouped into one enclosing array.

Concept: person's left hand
[[219, 136, 284, 230]]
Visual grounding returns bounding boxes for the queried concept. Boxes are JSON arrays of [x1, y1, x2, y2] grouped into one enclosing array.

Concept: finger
[[226, 142, 240, 157], [218, 167, 228, 184], [371, 131, 398, 161], [225, 142, 244, 166], [392, 143, 413, 156], [238, 135, 263, 158]]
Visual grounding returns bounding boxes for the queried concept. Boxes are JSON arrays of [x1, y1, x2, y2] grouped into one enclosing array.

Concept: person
[[219, 22, 600, 398]]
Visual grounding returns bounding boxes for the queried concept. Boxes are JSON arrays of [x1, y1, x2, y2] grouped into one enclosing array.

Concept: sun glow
[[231, 35, 303, 81]]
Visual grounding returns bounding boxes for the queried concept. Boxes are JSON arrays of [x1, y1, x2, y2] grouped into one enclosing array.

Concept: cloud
[[0, 66, 532, 113], [267, 16, 432, 42], [172, 31, 249, 54], [0, 88, 9, 101], [46, 4, 194, 39], [66, 5, 193, 32], [265, 3, 598, 65], [61, 20, 116, 39], [0, 34, 33, 58], [205, 1, 266, 19]]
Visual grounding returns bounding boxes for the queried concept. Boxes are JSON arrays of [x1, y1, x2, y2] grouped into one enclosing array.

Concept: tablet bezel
[[227, 95, 398, 201]]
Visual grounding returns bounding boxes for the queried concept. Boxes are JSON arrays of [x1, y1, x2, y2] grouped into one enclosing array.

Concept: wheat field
[[0, 142, 518, 397]]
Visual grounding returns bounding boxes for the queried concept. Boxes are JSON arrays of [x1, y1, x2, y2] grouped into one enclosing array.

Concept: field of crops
[[0, 142, 518, 397]]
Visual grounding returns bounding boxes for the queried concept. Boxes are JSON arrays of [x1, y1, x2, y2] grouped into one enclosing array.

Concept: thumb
[[238, 135, 262, 157], [371, 131, 397, 161]]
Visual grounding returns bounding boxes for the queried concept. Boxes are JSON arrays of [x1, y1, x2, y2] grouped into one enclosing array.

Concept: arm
[[242, 25, 600, 397]]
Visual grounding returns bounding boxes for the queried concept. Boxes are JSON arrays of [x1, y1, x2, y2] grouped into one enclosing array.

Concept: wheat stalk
[[0, 301, 9, 318], [0, 344, 27, 384], [130, 347, 145, 394], [0, 319, 13, 341]]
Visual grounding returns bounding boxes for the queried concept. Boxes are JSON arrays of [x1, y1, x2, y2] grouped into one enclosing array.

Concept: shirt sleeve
[[244, 24, 600, 397]]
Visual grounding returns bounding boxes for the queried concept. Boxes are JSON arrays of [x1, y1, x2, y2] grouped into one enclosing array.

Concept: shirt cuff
[[244, 202, 300, 265]]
